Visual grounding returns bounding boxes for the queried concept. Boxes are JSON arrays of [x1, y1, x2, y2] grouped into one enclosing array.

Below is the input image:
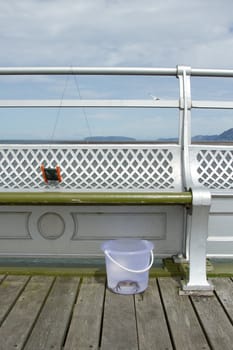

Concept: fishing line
[[40, 75, 69, 183], [50, 74, 70, 142], [71, 66, 92, 139]]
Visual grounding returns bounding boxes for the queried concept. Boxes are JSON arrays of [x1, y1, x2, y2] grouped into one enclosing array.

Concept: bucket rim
[[101, 239, 154, 255]]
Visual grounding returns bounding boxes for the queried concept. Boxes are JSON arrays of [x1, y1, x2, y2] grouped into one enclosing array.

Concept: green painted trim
[[0, 266, 106, 277], [0, 259, 231, 278], [177, 258, 233, 278], [0, 191, 192, 205], [0, 266, 178, 278]]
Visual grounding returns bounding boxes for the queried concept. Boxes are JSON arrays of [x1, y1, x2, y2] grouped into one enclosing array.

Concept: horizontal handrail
[[2, 99, 233, 109], [0, 192, 192, 205], [0, 67, 177, 76], [191, 68, 233, 77], [1, 66, 233, 78], [0, 99, 179, 108], [192, 100, 233, 109]]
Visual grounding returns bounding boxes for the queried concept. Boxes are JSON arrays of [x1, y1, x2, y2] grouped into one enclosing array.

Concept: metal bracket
[[179, 187, 214, 295], [176, 65, 192, 110]]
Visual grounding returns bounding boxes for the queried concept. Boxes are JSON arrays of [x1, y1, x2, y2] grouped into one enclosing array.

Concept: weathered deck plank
[[135, 278, 173, 350], [191, 292, 233, 349], [101, 289, 138, 350], [24, 276, 80, 350], [0, 276, 54, 350], [0, 275, 5, 283], [64, 277, 105, 350], [0, 275, 232, 350], [0, 275, 29, 326], [211, 278, 233, 323], [158, 277, 210, 350]]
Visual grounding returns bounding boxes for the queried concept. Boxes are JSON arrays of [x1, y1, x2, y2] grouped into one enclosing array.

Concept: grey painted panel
[[207, 197, 233, 257], [28, 207, 75, 241], [0, 212, 31, 239], [0, 205, 184, 258], [210, 196, 233, 212], [71, 212, 166, 240], [207, 241, 233, 257], [209, 214, 233, 238]]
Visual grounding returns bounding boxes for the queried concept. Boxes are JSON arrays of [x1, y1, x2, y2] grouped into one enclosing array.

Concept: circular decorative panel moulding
[[38, 212, 65, 239]]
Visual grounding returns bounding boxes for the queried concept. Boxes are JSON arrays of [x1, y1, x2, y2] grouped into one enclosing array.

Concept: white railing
[[0, 65, 233, 192]]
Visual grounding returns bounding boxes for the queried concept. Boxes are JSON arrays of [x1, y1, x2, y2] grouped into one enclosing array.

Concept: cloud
[[1, 0, 233, 67], [0, 0, 233, 140]]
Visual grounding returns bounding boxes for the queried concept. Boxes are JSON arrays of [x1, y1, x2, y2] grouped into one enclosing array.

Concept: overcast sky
[[0, 0, 233, 140]]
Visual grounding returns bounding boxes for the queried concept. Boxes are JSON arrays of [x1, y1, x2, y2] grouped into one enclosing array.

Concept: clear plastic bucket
[[101, 239, 154, 294]]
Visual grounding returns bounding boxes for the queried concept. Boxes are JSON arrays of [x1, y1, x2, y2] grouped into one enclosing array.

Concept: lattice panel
[[0, 146, 181, 191], [195, 150, 233, 189]]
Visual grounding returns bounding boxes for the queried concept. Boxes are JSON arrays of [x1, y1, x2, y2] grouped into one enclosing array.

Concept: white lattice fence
[[0, 145, 182, 191], [190, 147, 233, 190]]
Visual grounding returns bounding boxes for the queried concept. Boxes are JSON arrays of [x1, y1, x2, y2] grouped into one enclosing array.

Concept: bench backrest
[[0, 144, 183, 192], [189, 145, 233, 192]]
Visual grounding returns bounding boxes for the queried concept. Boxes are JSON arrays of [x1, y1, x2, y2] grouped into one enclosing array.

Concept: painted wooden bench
[[0, 143, 213, 295]]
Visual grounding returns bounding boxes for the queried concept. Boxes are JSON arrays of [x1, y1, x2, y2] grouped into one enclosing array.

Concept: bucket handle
[[104, 250, 154, 273]]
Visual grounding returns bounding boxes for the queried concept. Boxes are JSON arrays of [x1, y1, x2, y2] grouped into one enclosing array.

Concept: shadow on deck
[[0, 275, 232, 350]]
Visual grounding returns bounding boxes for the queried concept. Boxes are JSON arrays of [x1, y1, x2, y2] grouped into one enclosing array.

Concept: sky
[[0, 0, 233, 141]]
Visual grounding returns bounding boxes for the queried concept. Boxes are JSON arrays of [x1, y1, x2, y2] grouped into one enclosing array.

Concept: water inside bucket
[[101, 239, 154, 295]]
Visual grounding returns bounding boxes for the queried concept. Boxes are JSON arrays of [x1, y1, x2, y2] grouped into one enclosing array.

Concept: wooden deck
[[0, 275, 232, 350]]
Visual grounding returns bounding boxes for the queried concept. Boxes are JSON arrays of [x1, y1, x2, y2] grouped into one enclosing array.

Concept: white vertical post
[[177, 66, 214, 295], [180, 188, 214, 295], [176, 65, 192, 188], [176, 66, 193, 263]]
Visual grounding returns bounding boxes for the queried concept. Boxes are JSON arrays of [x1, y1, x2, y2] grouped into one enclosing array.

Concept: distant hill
[[1, 129, 232, 144], [220, 128, 233, 140], [158, 128, 233, 142], [85, 129, 233, 142], [192, 128, 233, 142]]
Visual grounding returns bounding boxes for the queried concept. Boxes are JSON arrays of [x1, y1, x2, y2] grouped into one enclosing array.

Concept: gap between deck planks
[[63, 276, 106, 350], [0, 276, 232, 350], [191, 278, 233, 350], [0, 275, 55, 350]]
